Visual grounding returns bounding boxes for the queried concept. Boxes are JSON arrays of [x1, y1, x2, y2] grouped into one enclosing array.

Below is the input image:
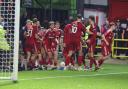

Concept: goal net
[[0, 0, 20, 81]]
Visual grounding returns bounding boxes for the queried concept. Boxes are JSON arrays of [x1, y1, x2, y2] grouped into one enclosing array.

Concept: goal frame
[[12, 0, 20, 81], [0, 0, 20, 82]]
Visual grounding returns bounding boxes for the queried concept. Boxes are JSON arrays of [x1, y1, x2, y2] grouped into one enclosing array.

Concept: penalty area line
[[20, 72, 128, 81]]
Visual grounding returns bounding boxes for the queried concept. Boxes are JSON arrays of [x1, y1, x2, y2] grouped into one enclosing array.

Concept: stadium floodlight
[[0, 0, 20, 82]]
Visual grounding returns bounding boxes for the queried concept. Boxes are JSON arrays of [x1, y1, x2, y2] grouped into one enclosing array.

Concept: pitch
[[0, 64, 128, 89]]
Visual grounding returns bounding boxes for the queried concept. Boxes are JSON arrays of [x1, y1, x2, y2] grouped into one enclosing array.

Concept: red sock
[[54, 62, 57, 66], [82, 59, 86, 68], [54, 60, 58, 66], [39, 58, 46, 65], [98, 59, 104, 67], [89, 57, 93, 69], [71, 58, 75, 66], [78, 56, 83, 66], [92, 58, 97, 67], [28, 59, 35, 68], [47, 59, 53, 65], [65, 56, 71, 66], [43, 59, 47, 65]]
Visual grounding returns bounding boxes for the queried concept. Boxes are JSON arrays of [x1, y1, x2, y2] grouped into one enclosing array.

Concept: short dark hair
[[33, 18, 38, 23], [55, 21, 60, 25], [89, 15, 95, 22], [77, 14, 82, 19], [109, 22, 116, 27], [26, 19, 31, 23], [49, 21, 54, 26]]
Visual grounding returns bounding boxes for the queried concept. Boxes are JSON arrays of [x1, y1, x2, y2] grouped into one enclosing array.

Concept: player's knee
[[48, 53, 52, 59], [68, 51, 73, 57], [79, 51, 83, 56]]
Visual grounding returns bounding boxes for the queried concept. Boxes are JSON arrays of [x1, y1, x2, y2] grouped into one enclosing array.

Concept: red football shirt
[[88, 24, 97, 40], [38, 30, 47, 44], [64, 22, 85, 44], [63, 24, 71, 44], [54, 28, 62, 38], [25, 24, 39, 43], [44, 29, 56, 44], [38, 30, 46, 39], [103, 30, 114, 45]]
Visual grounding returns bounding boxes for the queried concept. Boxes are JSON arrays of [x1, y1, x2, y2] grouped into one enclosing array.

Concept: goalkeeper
[[0, 25, 10, 51]]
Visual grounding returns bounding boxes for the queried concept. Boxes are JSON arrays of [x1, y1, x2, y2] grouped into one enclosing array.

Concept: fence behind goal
[[112, 39, 128, 58], [0, 0, 20, 81]]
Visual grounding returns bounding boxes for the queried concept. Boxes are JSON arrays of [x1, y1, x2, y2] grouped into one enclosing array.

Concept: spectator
[[124, 27, 128, 56], [115, 20, 124, 58]]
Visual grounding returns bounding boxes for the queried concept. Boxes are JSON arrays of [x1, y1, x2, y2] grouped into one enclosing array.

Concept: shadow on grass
[[0, 81, 18, 87]]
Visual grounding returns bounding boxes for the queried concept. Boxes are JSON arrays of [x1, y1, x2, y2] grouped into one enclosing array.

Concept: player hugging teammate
[[44, 21, 62, 70], [23, 18, 42, 70], [63, 14, 86, 70], [21, 15, 116, 71], [63, 15, 116, 71], [22, 19, 63, 70]]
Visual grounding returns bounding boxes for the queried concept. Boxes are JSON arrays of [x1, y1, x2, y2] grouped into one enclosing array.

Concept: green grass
[[0, 64, 128, 89]]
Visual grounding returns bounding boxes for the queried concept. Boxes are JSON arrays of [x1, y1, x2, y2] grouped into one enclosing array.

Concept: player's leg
[[63, 43, 73, 67], [25, 51, 31, 70], [40, 47, 47, 67], [97, 56, 107, 67], [70, 57, 75, 66], [25, 42, 36, 70], [97, 45, 110, 67], [36, 53, 42, 67], [30, 53, 38, 69], [78, 49, 87, 71], [47, 51, 54, 69], [41, 47, 47, 60], [88, 44, 97, 70], [35, 43, 45, 69], [77, 43, 84, 71], [87, 39, 94, 70], [88, 45, 93, 69], [19, 55, 26, 70], [44, 43, 53, 67], [82, 46, 88, 67], [52, 50, 58, 69], [96, 54, 110, 71], [65, 50, 73, 69], [26, 51, 31, 62], [52, 43, 59, 69]]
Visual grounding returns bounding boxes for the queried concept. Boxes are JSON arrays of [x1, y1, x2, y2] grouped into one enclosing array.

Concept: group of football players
[[20, 14, 116, 71]]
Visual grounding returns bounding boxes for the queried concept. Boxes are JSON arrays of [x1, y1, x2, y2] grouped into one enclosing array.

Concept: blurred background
[[20, 0, 128, 28]]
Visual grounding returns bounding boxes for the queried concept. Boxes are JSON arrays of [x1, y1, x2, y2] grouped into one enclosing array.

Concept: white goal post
[[0, 0, 20, 81]]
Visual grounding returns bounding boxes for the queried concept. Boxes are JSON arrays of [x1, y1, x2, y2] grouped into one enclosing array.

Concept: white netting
[[0, 0, 19, 80]]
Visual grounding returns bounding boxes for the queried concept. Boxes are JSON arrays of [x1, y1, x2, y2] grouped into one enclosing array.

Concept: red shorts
[[87, 39, 96, 53], [101, 41, 111, 56], [24, 41, 35, 53], [45, 41, 57, 53], [34, 41, 42, 54], [65, 40, 81, 52]]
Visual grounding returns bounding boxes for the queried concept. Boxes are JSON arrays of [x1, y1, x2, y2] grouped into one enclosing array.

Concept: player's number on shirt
[[71, 26, 77, 33], [26, 30, 32, 37]]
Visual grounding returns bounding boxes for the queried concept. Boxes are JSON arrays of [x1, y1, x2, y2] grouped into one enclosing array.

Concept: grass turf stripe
[[19, 72, 128, 81]]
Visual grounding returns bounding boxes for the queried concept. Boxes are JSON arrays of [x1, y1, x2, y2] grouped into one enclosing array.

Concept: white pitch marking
[[20, 72, 128, 81]]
